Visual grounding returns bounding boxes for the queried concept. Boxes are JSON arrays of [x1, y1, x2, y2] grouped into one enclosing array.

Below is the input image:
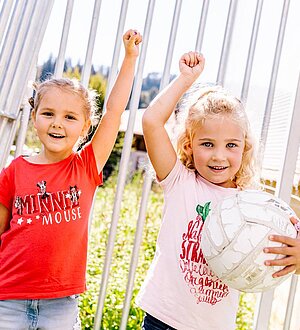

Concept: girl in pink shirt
[[137, 52, 300, 330]]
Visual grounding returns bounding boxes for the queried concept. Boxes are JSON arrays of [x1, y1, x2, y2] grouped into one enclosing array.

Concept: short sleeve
[[0, 166, 14, 210], [159, 159, 186, 195], [78, 143, 103, 187]]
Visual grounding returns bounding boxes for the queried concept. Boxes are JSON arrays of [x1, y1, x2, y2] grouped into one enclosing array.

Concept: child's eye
[[201, 142, 213, 147], [227, 143, 237, 148], [42, 112, 53, 117], [65, 115, 77, 120]]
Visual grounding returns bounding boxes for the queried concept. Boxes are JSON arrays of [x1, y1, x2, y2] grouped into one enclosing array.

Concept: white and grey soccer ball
[[201, 190, 298, 292]]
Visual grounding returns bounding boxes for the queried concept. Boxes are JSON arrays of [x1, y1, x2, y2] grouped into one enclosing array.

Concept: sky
[[37, 0, 300, 88]]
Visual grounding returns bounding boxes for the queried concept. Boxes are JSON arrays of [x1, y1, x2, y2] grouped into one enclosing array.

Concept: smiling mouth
[[48, 133, 65, 139], [208, 166, 228, 170]]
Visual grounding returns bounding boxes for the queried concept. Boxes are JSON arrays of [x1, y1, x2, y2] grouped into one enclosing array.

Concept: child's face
[[189, 116, 245, 188], [32, 87, 90, 160]]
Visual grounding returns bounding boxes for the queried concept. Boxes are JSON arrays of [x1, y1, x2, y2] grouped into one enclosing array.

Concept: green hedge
[[79, 171, 256, 329]]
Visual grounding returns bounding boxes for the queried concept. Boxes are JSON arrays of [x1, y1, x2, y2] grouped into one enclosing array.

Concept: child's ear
[[31, 109, 37, 128], [81, 119, 91, 137], [184, 141, 193, 155]]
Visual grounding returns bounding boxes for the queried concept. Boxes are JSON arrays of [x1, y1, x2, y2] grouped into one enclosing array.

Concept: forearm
[[143, 74, 195, 130], [105, 55, 138, 114]]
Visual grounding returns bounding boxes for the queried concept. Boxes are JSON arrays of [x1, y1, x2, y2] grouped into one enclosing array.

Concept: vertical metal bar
[[0, 117, 8, 141], [119, 170, 153, 330], [253, 3, 293, 326], [259, 0, 290, 148], [280, 73, 300, 330], [119, 1, 183, 327], [81, 0, 102, 87], [252, 273, 276, 329], [120, 1, 155, 330], [0, 0, 27, 93], [159, 0, 182, 89], [160, 0, 182, 137], [0, 0, 14, 47], [283, 276, 298, 330], [103, 0, 130, 111], [15, 0, 53, 157], [54, 0, 75, 78], [216, 0, 238, 85], [93, 1, 155, 328], [0, 0, 38, 114], [6, 0, 55, 115], [87, 0, 129, 232], [240, 0, 264, 102], [14, 105, 31, 157], [14, 67, 37, 158], [1, 111, 21, 169], [195, 0, 209, 52]]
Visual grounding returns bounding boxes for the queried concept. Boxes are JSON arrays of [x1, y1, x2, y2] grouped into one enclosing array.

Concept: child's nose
[[51, 120, 63, 129], [211, 149, 226, 161]]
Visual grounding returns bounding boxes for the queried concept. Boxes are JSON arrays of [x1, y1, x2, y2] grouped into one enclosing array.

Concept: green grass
[[79, 171, 256, 329]]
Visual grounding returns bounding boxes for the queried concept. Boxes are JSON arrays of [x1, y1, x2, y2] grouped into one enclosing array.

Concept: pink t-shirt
[[0, 143, 102, 299], [136, 159, 240, 330]]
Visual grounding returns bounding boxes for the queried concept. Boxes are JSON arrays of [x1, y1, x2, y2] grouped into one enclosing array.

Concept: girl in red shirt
[[0, 29, 142, 329]]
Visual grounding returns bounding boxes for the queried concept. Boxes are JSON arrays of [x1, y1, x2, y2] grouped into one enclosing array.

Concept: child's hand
[[264, 216, 300, 277], [123, 29, 142, 58], [179, 51, 205, 82]]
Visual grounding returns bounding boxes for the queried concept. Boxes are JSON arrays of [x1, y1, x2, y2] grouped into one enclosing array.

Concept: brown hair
[[29, 78, 99, 126]]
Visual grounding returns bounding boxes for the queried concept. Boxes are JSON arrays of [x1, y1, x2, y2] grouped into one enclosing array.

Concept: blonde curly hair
[[176, 85, 259, 190]]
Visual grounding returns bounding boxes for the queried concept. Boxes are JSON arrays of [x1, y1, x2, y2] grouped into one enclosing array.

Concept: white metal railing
[[0, 1, 300, 329], [0, 0, 55, 167]]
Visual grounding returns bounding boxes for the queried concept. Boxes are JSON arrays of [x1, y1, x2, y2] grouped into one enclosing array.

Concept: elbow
[[142, 108, 155, 132], [105, 100, 118, 113]]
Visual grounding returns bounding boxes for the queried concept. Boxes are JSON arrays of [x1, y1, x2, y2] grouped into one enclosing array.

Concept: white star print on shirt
[[17, 218, 23, 225]]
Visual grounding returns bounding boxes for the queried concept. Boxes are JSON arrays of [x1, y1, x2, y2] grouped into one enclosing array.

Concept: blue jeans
[[142, 313, 176, 330], [0, 295, 81, 329]]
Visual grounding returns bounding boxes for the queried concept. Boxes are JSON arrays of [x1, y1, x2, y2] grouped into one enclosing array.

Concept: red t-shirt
[[0, 143, 102, 299]]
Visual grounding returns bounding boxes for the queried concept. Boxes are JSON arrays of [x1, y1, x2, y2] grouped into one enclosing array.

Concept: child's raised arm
[[91, 29, 142, 172], [142, 52, 205, 181]]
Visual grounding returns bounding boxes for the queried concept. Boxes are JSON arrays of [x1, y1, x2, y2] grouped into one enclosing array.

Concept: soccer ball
[[200, 190, 298, 292]]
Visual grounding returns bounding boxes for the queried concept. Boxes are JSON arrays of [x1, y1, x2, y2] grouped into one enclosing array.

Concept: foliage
[[79, 171, 255, 329], [102, 132, 125, 180], [64, 65, 82, 80], [236, 292, 256, 329], [79, 170, 154, 329], [25, 119, 42, 150]]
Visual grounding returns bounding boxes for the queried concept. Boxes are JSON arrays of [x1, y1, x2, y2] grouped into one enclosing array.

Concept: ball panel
[[207, 213, 227, 247], [222, 206, 243, 240], [201, 221, 221, 259]]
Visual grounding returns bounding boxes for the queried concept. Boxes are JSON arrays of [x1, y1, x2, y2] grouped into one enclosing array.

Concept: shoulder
[[75, 143, 103, 186], [76, 142, 94, 159], [159, 158, 198, 192], [0, 156, 23, 174]]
